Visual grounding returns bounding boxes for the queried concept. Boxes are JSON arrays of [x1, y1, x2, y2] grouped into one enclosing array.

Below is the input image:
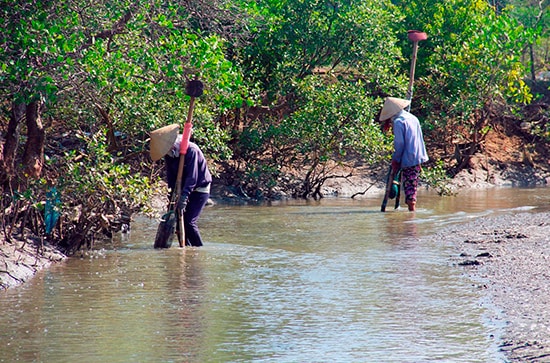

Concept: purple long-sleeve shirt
[[392, 110, 429, 168], [165, 138, 212, 200]]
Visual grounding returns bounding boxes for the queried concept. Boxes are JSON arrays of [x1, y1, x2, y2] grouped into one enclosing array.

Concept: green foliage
[[450, 4, 532, 104], [65, 129, 151, 208], [191, 117, 233, 164], [241, 0, 404, 99], [1, 0, 245, 250], [235, 117, 286, 199], [282, 77, 390, 163], [1, 0, 240, 151], [54, 128, 152, 251], [0, 1, 84, 103], [70, 12, 240, 157], [235, 76, 393, 198], [397, 0, 534, 147], [242, 162, 282, 200], [279, 77, 392, 197], [230, 0, 406, 198], [421, 160, 455, 196]]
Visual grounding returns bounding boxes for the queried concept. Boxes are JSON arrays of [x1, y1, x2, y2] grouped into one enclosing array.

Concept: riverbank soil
[[0, 237, 66, 290], [316, 116, 550, 198], [449, 212, 550, 362]]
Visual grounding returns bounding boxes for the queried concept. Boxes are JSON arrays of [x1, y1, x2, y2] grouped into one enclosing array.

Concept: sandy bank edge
[[444, 211, 550, 362]]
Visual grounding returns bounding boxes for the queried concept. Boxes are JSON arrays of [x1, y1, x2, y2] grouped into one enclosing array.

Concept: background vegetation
[[1, 0, 549, 253]]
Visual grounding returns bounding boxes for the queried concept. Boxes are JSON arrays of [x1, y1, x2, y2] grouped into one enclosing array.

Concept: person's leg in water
[[402, 165, 421, 211], [182, 191, 209, 246]]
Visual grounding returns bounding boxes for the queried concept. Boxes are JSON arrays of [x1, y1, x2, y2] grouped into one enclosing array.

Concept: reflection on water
[[1, 187, 548, 362]]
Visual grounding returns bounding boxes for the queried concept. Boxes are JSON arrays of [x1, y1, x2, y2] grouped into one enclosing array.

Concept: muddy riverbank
[[0, 237, 66, 290], [446, 212, 550, 362]]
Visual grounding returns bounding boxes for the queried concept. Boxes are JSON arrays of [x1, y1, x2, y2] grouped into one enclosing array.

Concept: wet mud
[[0, 237, 66, 290], [443, 212, 550, 362]]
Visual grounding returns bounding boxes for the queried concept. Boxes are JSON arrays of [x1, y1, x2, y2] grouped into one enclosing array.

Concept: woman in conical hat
[[380, 97, 428, 211], [380, 97, 411, 122], [150, 124, 179, 161], [150, 124, 212, 246]]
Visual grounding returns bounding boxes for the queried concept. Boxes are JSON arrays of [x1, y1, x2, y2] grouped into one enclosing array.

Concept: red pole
[[406, 30, 427, 111]]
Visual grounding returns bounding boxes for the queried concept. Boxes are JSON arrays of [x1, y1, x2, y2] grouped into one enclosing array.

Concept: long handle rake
[[175, 79, 204, 247]]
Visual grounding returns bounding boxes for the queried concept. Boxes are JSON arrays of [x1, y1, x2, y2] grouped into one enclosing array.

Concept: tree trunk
[[529, 43, 536, 83], [22, 100, 45, 178], [0, 102, 25, 183], [96, 104, 119, 152]]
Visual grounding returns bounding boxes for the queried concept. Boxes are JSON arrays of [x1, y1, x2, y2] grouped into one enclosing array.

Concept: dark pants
[[181, 191, 209, 246]]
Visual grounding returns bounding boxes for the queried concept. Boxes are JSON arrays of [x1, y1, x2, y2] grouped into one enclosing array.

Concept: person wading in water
[[150, 124, 212, 246], [380, 97, 428, 212]]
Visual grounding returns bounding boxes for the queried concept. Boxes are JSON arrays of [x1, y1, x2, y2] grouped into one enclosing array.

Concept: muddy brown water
[[1, 187, 549, 362]]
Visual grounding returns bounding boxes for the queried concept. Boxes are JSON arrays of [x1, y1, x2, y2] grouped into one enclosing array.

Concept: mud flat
[[443, 211, 550, 362], [0, 238, 66, 290]]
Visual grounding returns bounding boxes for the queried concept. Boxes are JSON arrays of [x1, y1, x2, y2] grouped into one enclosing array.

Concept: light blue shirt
[[392, 110, 429, 168]]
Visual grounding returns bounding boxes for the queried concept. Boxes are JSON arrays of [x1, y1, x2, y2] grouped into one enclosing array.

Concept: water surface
[[1, 187, 549, 362]]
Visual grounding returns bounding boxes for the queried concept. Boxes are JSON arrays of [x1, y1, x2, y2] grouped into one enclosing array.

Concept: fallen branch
[[351, 181, 377, 199]]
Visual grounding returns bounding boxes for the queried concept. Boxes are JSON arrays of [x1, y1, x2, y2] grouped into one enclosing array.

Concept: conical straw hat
[[380, 97, 410, 121], [150, 124, 179, 161]]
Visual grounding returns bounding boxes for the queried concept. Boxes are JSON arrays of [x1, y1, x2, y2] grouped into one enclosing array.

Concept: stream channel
[[1, 187, 550, 362]]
